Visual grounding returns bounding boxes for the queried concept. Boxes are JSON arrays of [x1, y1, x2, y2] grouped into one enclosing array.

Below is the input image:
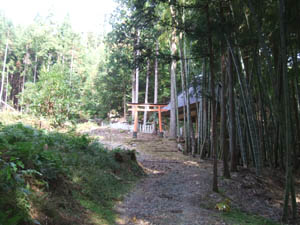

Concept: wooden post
[[158, 106, 163, 137], [133, 105, 138, 138]]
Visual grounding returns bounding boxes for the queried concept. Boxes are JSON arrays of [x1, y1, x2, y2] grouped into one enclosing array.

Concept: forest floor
[[88, 127, 297, 225]]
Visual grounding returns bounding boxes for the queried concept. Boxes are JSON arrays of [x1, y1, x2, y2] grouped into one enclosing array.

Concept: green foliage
[[215, 198, 231, 212], [0, 122, 143, 224], [0, 12, 109, 122], [222, 209, 282, 225], [0, 123, 63, 224], [71, 147, 143, 223], [21, 64, 81, 126]]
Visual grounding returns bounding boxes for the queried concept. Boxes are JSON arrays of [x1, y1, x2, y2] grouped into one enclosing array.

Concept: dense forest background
[[1, 0, 300, 222]]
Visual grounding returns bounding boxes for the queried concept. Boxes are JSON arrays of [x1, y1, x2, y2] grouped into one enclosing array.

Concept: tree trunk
[[179, 33, 189, 153], [198, 60, 206, 155], [175, 79, 180, 137], [34, 54, 38, 83], [279, 0, 297, 221], [154, 40, 159, 104], [227, 47, 238, 172], [21, 66, 26, 113], [219, 1, 230, 177], [132, 69, 136, 104], [70, 47, 74, 86], [169, 0, 178, 139], [5, 72, 9, 106], [0, 35, 9, 103], [143, 59, 150, 127], [221, 49, 230, 178], [201, 58, 208, 159], [123, 92, 127, 120], [207, 4, 218, 192], [291, 53, 300, 160], [236, 101, 248, 167], [135, 29, 141, 104], [184, 41, 196, 155]]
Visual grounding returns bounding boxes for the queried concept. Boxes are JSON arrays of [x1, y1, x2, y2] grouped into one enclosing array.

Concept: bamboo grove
[[109, 0, 299, 221]]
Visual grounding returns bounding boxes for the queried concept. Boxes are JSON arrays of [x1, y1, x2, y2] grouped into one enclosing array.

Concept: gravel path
[[88, 127, 284, 225], [111, 134, 227, 225], [115, 161, 226, 225]]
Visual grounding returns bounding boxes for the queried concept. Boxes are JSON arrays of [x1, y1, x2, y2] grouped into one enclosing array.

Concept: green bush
[[0, 123, 143, 224], [0, 123, 64, 224], [20, 64, 81, 127]]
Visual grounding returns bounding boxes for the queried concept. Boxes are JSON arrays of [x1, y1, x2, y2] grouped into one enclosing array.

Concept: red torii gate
[[128, 103, 168, 138]]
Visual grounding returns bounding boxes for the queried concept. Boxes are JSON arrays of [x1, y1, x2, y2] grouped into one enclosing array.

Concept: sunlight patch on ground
[[115, 217, 127, 224], [184, 160, 200, 167], [131, 217, 152, 225], [116, 216, 151, 225], [88, 212, 108, 225], [138, 161, 164, 174], [76, 122, 98, 133], [142, 166, 164, 175]]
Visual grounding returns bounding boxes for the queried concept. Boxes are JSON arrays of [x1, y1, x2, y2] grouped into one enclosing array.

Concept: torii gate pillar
[[133, 105, 138, 138]]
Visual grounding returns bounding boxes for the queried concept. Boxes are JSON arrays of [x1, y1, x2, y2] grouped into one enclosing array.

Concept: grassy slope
[[0, 112, 144, 225]]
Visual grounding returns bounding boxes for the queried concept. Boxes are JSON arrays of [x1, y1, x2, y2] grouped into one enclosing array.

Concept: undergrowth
[[0, 122, 144, 225], [0, 110, 51, 130], [222, 209, 283, 225]]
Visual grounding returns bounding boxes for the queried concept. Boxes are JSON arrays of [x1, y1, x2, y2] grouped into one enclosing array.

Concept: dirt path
[[114, 149, 226, 225], [89, 128, 284, 225]]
